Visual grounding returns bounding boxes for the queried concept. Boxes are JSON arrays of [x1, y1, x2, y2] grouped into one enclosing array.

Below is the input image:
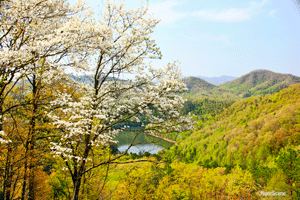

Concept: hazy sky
[[68, 0, 300, 77]]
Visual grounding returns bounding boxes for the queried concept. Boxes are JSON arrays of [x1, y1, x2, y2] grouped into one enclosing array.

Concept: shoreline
[[145, 133, 178, 146]]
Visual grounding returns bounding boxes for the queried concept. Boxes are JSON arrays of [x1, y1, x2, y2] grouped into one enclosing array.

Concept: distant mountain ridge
[[182, 76, 215, 92], [198, 75, 237, 85], [71, 70, 300, 99], [181, 76, 238, 99], [219, 69, 300, 97], [183, 70, 300, 99]]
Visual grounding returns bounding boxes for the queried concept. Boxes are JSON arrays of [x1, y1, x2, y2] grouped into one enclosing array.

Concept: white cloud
[[269, 9, 276, 17], [186, 34, 231, 46], [249, 0, 269, 9], [148, 0, 269, 24], [148, 1, 187, 24], [192, 0, 269, 22], [192, 8, 252, 22]]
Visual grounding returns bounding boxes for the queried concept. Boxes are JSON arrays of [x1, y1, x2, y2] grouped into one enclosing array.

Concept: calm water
[[114, 131, 174, 154]]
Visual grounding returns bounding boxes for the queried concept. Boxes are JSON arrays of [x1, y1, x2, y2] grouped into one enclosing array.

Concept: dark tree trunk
[[72, 176, 82, 200], [28, 141, 36, 200], [71, 141, 91, 200], [3, 145, 12, 200], [28, 74, 38, 200], [21, 158, 28, 200]]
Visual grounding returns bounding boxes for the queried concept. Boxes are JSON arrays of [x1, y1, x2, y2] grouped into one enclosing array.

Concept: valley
[[103, 70, 300, 199], [2, 0, 299, 199]]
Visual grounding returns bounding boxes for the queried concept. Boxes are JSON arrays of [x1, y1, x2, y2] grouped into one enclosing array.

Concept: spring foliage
[[0, 0, 193, 199], [1, 0, 299, 199]]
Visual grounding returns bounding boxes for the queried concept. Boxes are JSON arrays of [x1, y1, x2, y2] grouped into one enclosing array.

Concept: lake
[[114, 131, 174, 154]]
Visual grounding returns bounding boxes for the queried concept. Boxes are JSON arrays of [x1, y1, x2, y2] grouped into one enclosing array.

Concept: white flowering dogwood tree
[[1, 0, 193, 199], [0, 0, 107, 142], [47, 1, 194, 199], [0, 0, 109, 199]]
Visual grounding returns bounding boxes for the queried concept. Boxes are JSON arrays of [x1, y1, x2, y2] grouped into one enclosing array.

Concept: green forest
[[93, 83, 300, 200], [41, 82, 300, 200], [1, 0, 300, 200]]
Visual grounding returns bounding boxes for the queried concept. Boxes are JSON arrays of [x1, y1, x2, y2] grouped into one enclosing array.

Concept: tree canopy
[[0, 0, 193, 199]]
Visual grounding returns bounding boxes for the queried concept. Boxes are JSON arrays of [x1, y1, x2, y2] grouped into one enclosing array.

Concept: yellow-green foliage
[[169, 84, 300, 168], [104, 162, 258, 200], [181, 76, 238, 100], [43, 85, 300, 200], [219, 70, 300, 97]]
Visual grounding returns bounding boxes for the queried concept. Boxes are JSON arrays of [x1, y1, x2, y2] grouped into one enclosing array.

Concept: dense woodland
[[1, 0, 300, 200], [40, 82, 300, 200]]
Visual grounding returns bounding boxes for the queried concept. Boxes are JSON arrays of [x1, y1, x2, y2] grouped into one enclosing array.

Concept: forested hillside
[[181, 76, 238, 99], [164, 84, 300, 198], [219, 69, 300, 97], [182, 70, 300, 99], [69, 80, 300, 199], [171, 83, 300, 165], [65, 74, 300, 199]]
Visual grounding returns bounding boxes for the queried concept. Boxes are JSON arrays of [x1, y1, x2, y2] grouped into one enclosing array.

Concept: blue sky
[[68, 0, 300, 77]]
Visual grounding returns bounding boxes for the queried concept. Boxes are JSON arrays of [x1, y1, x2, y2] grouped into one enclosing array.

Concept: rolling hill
[[182, 76, 215, 91], [181, 76, 238, 99], [219, 69, 300, 97], [167, 83, 300, 168]]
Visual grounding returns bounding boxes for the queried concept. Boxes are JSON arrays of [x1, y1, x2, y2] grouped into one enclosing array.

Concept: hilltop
[[219, 69, 300, 97], [182, 76, 215, 91], [181, 76, 238, 99], [183, 70, 300, 99]]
